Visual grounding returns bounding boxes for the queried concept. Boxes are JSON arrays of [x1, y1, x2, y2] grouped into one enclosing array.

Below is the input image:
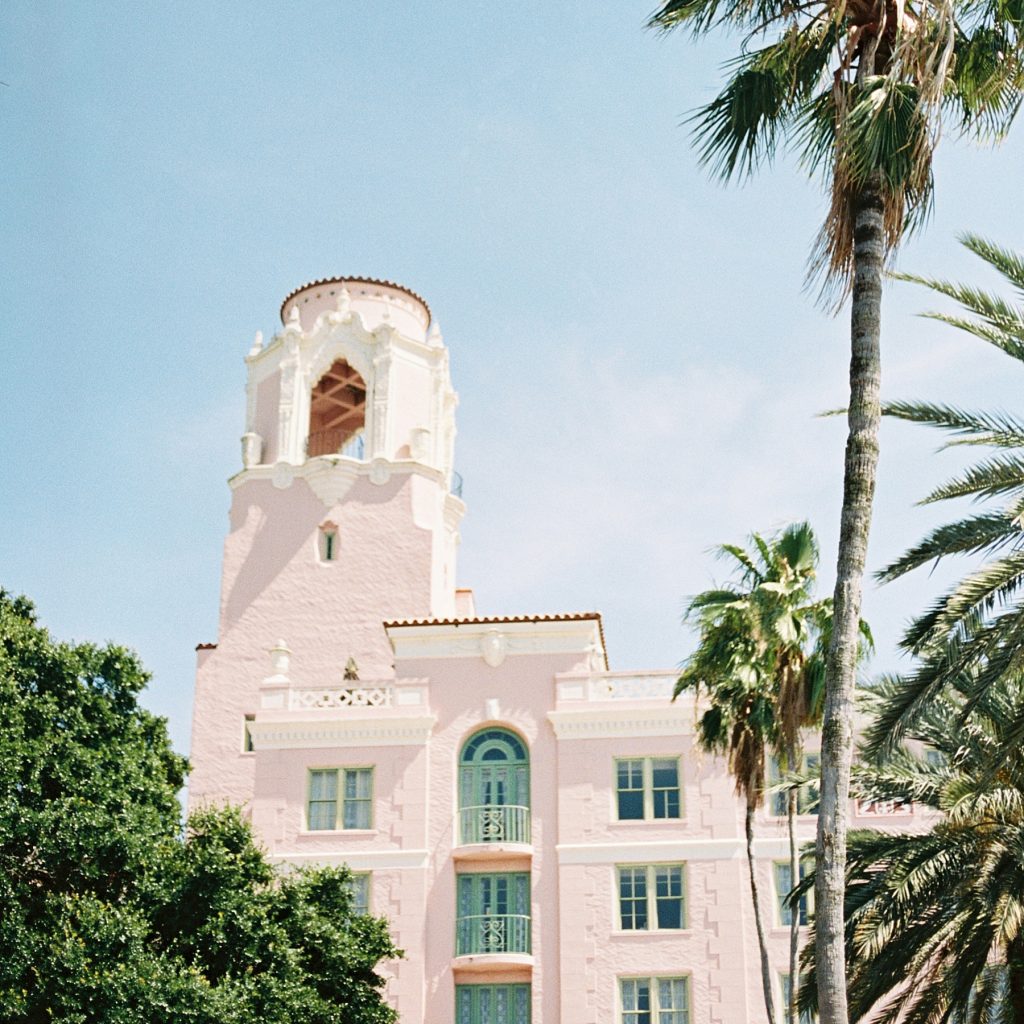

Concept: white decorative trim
[[556, 835, 818, 865], [270, 848, 429, 870], [271, 462, 294, 489], [386, 619, 603, 662], [303, 458, 360, 506], [547, 706, 693, 739], [480, 630, 508, 667], [247, 715, 436, 749]]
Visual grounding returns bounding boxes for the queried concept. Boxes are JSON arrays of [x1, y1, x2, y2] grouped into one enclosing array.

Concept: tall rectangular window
[[617, 865, 686, 930], [456, 872, 531, 955], [347, 872, 371, 915], [307, 768, 373, 830], [615, 758, 681, 820], [774, 859, 813, 926], [780, 974, 815, 1024], [620, 977, 690, 1024], [455, 984, 530, 1024]]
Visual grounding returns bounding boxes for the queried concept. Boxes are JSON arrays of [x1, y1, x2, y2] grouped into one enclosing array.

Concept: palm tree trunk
[[815, 173, 885, 1024], [787, 742, 799, 1024], [747, 798, 777, 1024]]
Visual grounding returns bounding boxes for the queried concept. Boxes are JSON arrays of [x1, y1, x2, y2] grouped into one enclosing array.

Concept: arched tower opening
[[307, 359, 366, 457]]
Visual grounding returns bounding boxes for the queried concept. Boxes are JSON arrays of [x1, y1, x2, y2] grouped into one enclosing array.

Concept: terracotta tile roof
[[195, 642, 218, 650], [279, 276, 431, 324]]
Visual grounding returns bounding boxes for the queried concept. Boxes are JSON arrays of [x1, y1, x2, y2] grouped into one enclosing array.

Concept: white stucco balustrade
[[553, 670, 679, 705], [259, 675, 429, 714]]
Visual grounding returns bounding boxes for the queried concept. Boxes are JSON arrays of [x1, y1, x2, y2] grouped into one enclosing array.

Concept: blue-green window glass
[[456, 873, 530, 954], [618, 866, 685, 930], [774, 860, 812, 926], [780, 974, 815, 1024], [459, 729, 530, 844], [307, 768, 373, 830], [455, 984, 530, 1024], [308, 769, 338, 830], [347, 872, 370, 915], [617, 760, 645, 819], [651, 759, 680, 818], [616, 758, 681, 820], [621, 977, 689, 1024], [618, 867, 649, 929]]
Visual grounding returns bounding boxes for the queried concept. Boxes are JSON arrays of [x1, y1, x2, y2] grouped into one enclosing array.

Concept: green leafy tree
[[677, 523, 836, 1024], [0, 591, 399, 1024], [798, 671, 1024, 1023], [647, 0, 1024, 1016], [866, 237, 1024, 756]]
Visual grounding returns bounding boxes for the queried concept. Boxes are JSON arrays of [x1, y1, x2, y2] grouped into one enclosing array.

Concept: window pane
[[617, 760, 645, 820], [657, 978, 689, 1024], [347, 873, 370, 914], [652, 760, 680, 819], [310, 769, 338, 801], [800, 754, 820, 815], [308, 800, 336, 830], [308, 770, 338, 830], [654, 866, 684, 930], [621, 979, 652, 1024], [619, 867, 649, 930]]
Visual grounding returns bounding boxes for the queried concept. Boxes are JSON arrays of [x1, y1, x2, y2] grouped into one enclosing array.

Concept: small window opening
[[319, 524, 338, 563], [307, 359, 366, 457], [242, 713, 255, 753]]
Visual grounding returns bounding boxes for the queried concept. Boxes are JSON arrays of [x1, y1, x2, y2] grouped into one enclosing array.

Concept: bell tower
[[189, 277, 465, 809]]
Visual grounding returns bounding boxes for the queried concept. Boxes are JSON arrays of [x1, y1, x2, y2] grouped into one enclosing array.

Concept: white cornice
[[556, 836, 818, 865], [386, 618, 604, 665], [270, 848, 430, 870], [547, 706, 693, 739], [248, 715, 436, 749]]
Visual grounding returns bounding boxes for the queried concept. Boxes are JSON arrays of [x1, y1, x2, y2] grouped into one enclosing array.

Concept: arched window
[[458, 728, 530, 845], [307, 359, 366, 458]]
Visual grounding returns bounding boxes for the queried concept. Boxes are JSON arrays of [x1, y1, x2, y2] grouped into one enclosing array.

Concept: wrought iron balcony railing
[[306, 429, 366, 460], [459, 805, 531, 846], [456, 914, 531, 956]]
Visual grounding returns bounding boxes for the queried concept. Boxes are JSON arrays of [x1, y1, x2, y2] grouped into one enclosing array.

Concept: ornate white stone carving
[[290, 685, 394, 710], [248, 330, 264, 357], [410, 427, 431, 461], [304, 459, 358, 506], [485, 698, 500, 719], [241, 432, 263, 469], [271, 462, 294, 489], [269, 640, 291, 676], [480, 630, 508, 668], [369, 458, 391, 486]]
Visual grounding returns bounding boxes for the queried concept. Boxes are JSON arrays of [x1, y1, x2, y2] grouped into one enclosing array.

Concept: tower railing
[[456, 913, 531, 956], [306, 430, 365, 460], [458, 804, 531, 846]]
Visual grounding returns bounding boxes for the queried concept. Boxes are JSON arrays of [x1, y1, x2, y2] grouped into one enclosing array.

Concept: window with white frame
[[346, 872, 371, 915], [617, 865, 686, 930], [774, 859, 813, 926], [307, 768, 373, 830], [780, 973, 815, 1024], [615, 758, 681, 820], [620, 976, 690, 1024], [768, 752, 820, 816]]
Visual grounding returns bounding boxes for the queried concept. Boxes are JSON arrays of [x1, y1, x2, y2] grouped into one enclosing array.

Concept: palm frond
[[882, 400, 1024, 448], [918, 453, 1024, 504]]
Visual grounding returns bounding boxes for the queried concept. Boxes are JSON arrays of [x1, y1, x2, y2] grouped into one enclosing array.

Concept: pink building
[[190, 278, 923, 1024]]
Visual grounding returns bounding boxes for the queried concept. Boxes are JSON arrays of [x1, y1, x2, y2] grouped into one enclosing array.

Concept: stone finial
[[428, 321, 443, 348], [285, 305, 302, 332], [336, 286, 351, 315], [269, 640, 291, 677], [343, 656, 360, 681], [249, 330, 264, 357]]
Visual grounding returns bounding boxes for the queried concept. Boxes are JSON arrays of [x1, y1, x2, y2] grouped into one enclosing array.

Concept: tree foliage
[[0, 591, 399, 1024], [798, 671, 1024, 1023], [867, 237, 1024, 756]]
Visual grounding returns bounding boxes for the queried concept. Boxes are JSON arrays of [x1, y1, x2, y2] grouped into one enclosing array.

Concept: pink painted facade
[[190, 279, 928, 1024]]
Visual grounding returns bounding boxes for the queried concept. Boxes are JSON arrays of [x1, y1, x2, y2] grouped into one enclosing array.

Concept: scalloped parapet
[[280, 277, 431, 342]]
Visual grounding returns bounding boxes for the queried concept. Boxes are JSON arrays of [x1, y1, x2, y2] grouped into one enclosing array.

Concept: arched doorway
[[458, 728, 530, 845]]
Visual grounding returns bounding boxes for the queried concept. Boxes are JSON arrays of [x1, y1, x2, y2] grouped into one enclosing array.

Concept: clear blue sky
[[3, 2, 1023, 757]]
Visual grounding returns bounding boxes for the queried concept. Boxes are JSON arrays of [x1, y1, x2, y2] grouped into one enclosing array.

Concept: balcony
[[306, 429, 365, 460], [454, 805, 531, 861], [457, 913, 531, 956]]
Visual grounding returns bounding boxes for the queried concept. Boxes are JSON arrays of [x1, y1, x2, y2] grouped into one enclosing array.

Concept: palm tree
[[865, 237, 1024, 758], [677, 522, 833, 1024], [798, 670, 1024, 1023], [647, 3, 1024, 1018]]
